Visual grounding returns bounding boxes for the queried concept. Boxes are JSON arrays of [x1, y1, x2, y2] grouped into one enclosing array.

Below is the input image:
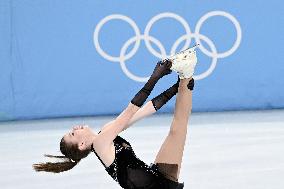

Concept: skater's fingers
[[153, 62, 159, 69], [165, 60, 172, 68], [177, 77, 180, 83]]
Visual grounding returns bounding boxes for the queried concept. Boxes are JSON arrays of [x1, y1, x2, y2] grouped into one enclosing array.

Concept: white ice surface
[[0, 110, 283, 189]]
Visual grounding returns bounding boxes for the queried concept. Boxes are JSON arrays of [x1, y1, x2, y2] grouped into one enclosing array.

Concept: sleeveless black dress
[[91, 132, 184, 189]]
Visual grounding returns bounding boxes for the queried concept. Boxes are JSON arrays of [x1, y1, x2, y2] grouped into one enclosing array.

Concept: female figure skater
[[33, 47, 198, 189]]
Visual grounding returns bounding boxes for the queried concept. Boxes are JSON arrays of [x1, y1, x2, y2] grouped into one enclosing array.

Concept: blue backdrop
[[0, 0, 283, 121]]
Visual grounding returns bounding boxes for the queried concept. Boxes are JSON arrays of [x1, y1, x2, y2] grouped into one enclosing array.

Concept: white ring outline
[[93, 14, 141, 62], [93, 11, 242, 81], [195, 11, 242, 59], [120, 35, 167, 82], [144, 12, 192, 58], [172, 33, 218, 80]]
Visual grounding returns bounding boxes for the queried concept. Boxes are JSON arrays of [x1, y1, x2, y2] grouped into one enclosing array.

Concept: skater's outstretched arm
[[121, 78, 180, 131], [99, 60, 172, 143], [101, 101, 156, 133]]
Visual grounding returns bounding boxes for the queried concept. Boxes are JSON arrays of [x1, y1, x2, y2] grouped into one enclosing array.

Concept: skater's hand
[[151, 60, 172, 79]]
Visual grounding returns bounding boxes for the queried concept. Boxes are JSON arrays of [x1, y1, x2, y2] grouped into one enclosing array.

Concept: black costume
[[91, 132, 184, 189], [90, 62, 194, 189]]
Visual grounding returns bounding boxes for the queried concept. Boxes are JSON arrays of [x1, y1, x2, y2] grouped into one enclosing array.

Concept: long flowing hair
[[32, 137, 91, 173]]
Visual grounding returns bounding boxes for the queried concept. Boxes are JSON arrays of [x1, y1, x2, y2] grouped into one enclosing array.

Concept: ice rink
[[1, 110, 283, 189]]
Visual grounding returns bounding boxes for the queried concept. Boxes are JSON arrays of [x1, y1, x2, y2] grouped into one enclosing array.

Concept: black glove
[[150, 60, 172, 79], [151, 78, 180, 111], [187, 78, 194, 91], [131, 60, 172, 107], [151, 77, 195, 111]]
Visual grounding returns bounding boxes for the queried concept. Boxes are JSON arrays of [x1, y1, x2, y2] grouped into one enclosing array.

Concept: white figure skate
[[165, 44, 199, 79]]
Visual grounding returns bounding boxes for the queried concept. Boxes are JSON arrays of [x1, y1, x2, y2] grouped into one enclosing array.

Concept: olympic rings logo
[[93, 11, 242, 82]]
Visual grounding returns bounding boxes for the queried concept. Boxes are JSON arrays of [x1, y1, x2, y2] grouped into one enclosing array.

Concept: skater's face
[[63, 125, 96, 151]]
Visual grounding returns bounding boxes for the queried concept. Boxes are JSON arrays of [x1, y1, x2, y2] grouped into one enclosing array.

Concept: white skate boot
[[166, 45, 199, 79]]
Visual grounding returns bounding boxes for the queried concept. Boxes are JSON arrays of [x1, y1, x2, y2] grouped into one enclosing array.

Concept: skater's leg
[[153, 78, 193, 181]]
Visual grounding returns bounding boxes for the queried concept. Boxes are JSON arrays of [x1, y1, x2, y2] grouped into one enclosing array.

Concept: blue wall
[[0, 0, 283, 121]]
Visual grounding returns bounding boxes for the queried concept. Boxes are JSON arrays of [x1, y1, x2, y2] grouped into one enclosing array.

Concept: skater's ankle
[[179, 77, 194, 90], [179, 77, 192, 84]]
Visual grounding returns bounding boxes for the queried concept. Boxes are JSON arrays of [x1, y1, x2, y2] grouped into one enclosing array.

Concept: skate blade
[[163, 44, 199, 62]]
